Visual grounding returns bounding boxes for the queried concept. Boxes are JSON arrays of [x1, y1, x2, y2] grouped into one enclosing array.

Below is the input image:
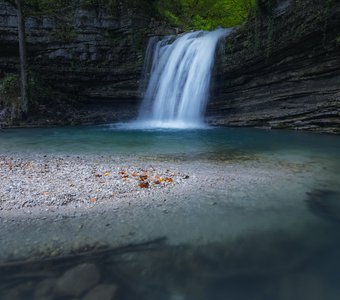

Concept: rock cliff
[[0, 0, 339, 132], [209, 0, 340, 133], [0, 0, 174, 124]]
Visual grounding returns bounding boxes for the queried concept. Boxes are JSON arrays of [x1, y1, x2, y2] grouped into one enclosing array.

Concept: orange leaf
[[139, 175, 148, 181], [165, 177, 174, 183], [139, 182, 149, 188], [90, 197, 97, 203]]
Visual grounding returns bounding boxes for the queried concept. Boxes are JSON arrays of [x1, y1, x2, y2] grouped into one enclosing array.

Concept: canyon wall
[[0, 0, 174, 123], [209, 0, 340, 133], [0, 0, 339, 132]]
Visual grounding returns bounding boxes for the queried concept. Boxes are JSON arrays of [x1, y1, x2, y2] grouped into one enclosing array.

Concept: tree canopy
[[156, 0, 256, 30]]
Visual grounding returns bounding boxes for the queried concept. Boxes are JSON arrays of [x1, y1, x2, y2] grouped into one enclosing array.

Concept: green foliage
[[0, 73, 20, 119], [0, 74, 20, 102], [156, 0, 256, 30], [0, 72, 52, 108]]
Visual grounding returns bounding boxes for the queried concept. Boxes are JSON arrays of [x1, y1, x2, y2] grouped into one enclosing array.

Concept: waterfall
[[137, 28, 230, 129]]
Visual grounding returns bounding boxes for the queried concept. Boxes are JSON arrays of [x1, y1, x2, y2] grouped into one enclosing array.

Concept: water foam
[[136, 28, 231, 129]]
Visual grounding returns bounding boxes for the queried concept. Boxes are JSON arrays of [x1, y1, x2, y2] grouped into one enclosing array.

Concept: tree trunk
[[15, 0, 28, 117]]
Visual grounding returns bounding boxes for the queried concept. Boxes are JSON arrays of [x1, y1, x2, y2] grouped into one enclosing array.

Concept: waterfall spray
[[137, 28, 230, 129]]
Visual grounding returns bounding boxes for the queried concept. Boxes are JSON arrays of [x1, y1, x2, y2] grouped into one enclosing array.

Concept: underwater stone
[[56, 263, 101, 297]]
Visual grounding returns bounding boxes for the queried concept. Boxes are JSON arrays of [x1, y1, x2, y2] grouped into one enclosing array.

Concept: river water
[[0, 126, 339, 300]]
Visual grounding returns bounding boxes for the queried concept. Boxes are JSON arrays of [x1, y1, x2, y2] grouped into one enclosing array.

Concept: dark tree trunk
[[15, 0, 28, 117]]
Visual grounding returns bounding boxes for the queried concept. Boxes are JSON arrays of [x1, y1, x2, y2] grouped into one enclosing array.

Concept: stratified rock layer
[[0, 0, 339, 133], [0, 0, 174, 120], [209, 0, 340, 133]]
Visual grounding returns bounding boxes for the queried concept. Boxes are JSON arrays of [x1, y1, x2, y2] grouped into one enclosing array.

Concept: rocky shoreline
[[0, 151, 327, 261], [1, 153, 339, 300], [1, 151, 339, 299]]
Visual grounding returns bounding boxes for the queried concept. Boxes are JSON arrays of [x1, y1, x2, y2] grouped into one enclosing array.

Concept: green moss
[[0, 72, 54, 109], [0, 73, 20, 100], [157, 0, 256, 31]]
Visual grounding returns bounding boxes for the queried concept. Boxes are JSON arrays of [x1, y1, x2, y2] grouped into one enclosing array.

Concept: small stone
[[56, 263, 101, 297], [82, 284, 118, 300]]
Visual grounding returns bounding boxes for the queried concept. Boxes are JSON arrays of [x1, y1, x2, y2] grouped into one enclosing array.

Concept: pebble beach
[[0, 152, 322, 263]]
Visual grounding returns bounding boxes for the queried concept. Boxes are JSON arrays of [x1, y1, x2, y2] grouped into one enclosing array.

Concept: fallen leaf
[[139, 175, 148, 181], [139, 182, 149, 188], [95, 174, 102, 178], [165, 177, 174, 183], [43, 192, 49, 196], [90, 197, 97, 203], [103, 172, 110, 177]]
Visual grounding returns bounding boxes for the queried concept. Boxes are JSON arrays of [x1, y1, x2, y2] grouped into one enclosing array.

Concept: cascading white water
[[137, 28, 230, 129]]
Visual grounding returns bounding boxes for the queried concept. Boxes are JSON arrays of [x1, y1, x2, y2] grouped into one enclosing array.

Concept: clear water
[[0, 125, 339, 159], [0, 126, 340, 300]]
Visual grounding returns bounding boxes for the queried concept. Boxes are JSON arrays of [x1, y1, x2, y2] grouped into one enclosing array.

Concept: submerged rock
[[305, 189, 340, 223], [56, 263, 101, 297]]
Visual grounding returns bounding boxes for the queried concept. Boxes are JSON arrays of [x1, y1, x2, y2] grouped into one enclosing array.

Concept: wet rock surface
[[0, 0, 175, 127], [1, 0, 339, 132], [56, 263, 101, 297], [209, 0, 340, 133]]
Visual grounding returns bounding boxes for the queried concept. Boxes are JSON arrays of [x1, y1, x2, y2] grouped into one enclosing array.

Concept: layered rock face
[[1, 0, 339, 132], [209, 0, 340, 133], [0, 0, 173, 120]]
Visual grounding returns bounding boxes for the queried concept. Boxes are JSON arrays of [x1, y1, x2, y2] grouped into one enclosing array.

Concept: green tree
[[5, 0, 28, 119], [157, 0, 255, 30]]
